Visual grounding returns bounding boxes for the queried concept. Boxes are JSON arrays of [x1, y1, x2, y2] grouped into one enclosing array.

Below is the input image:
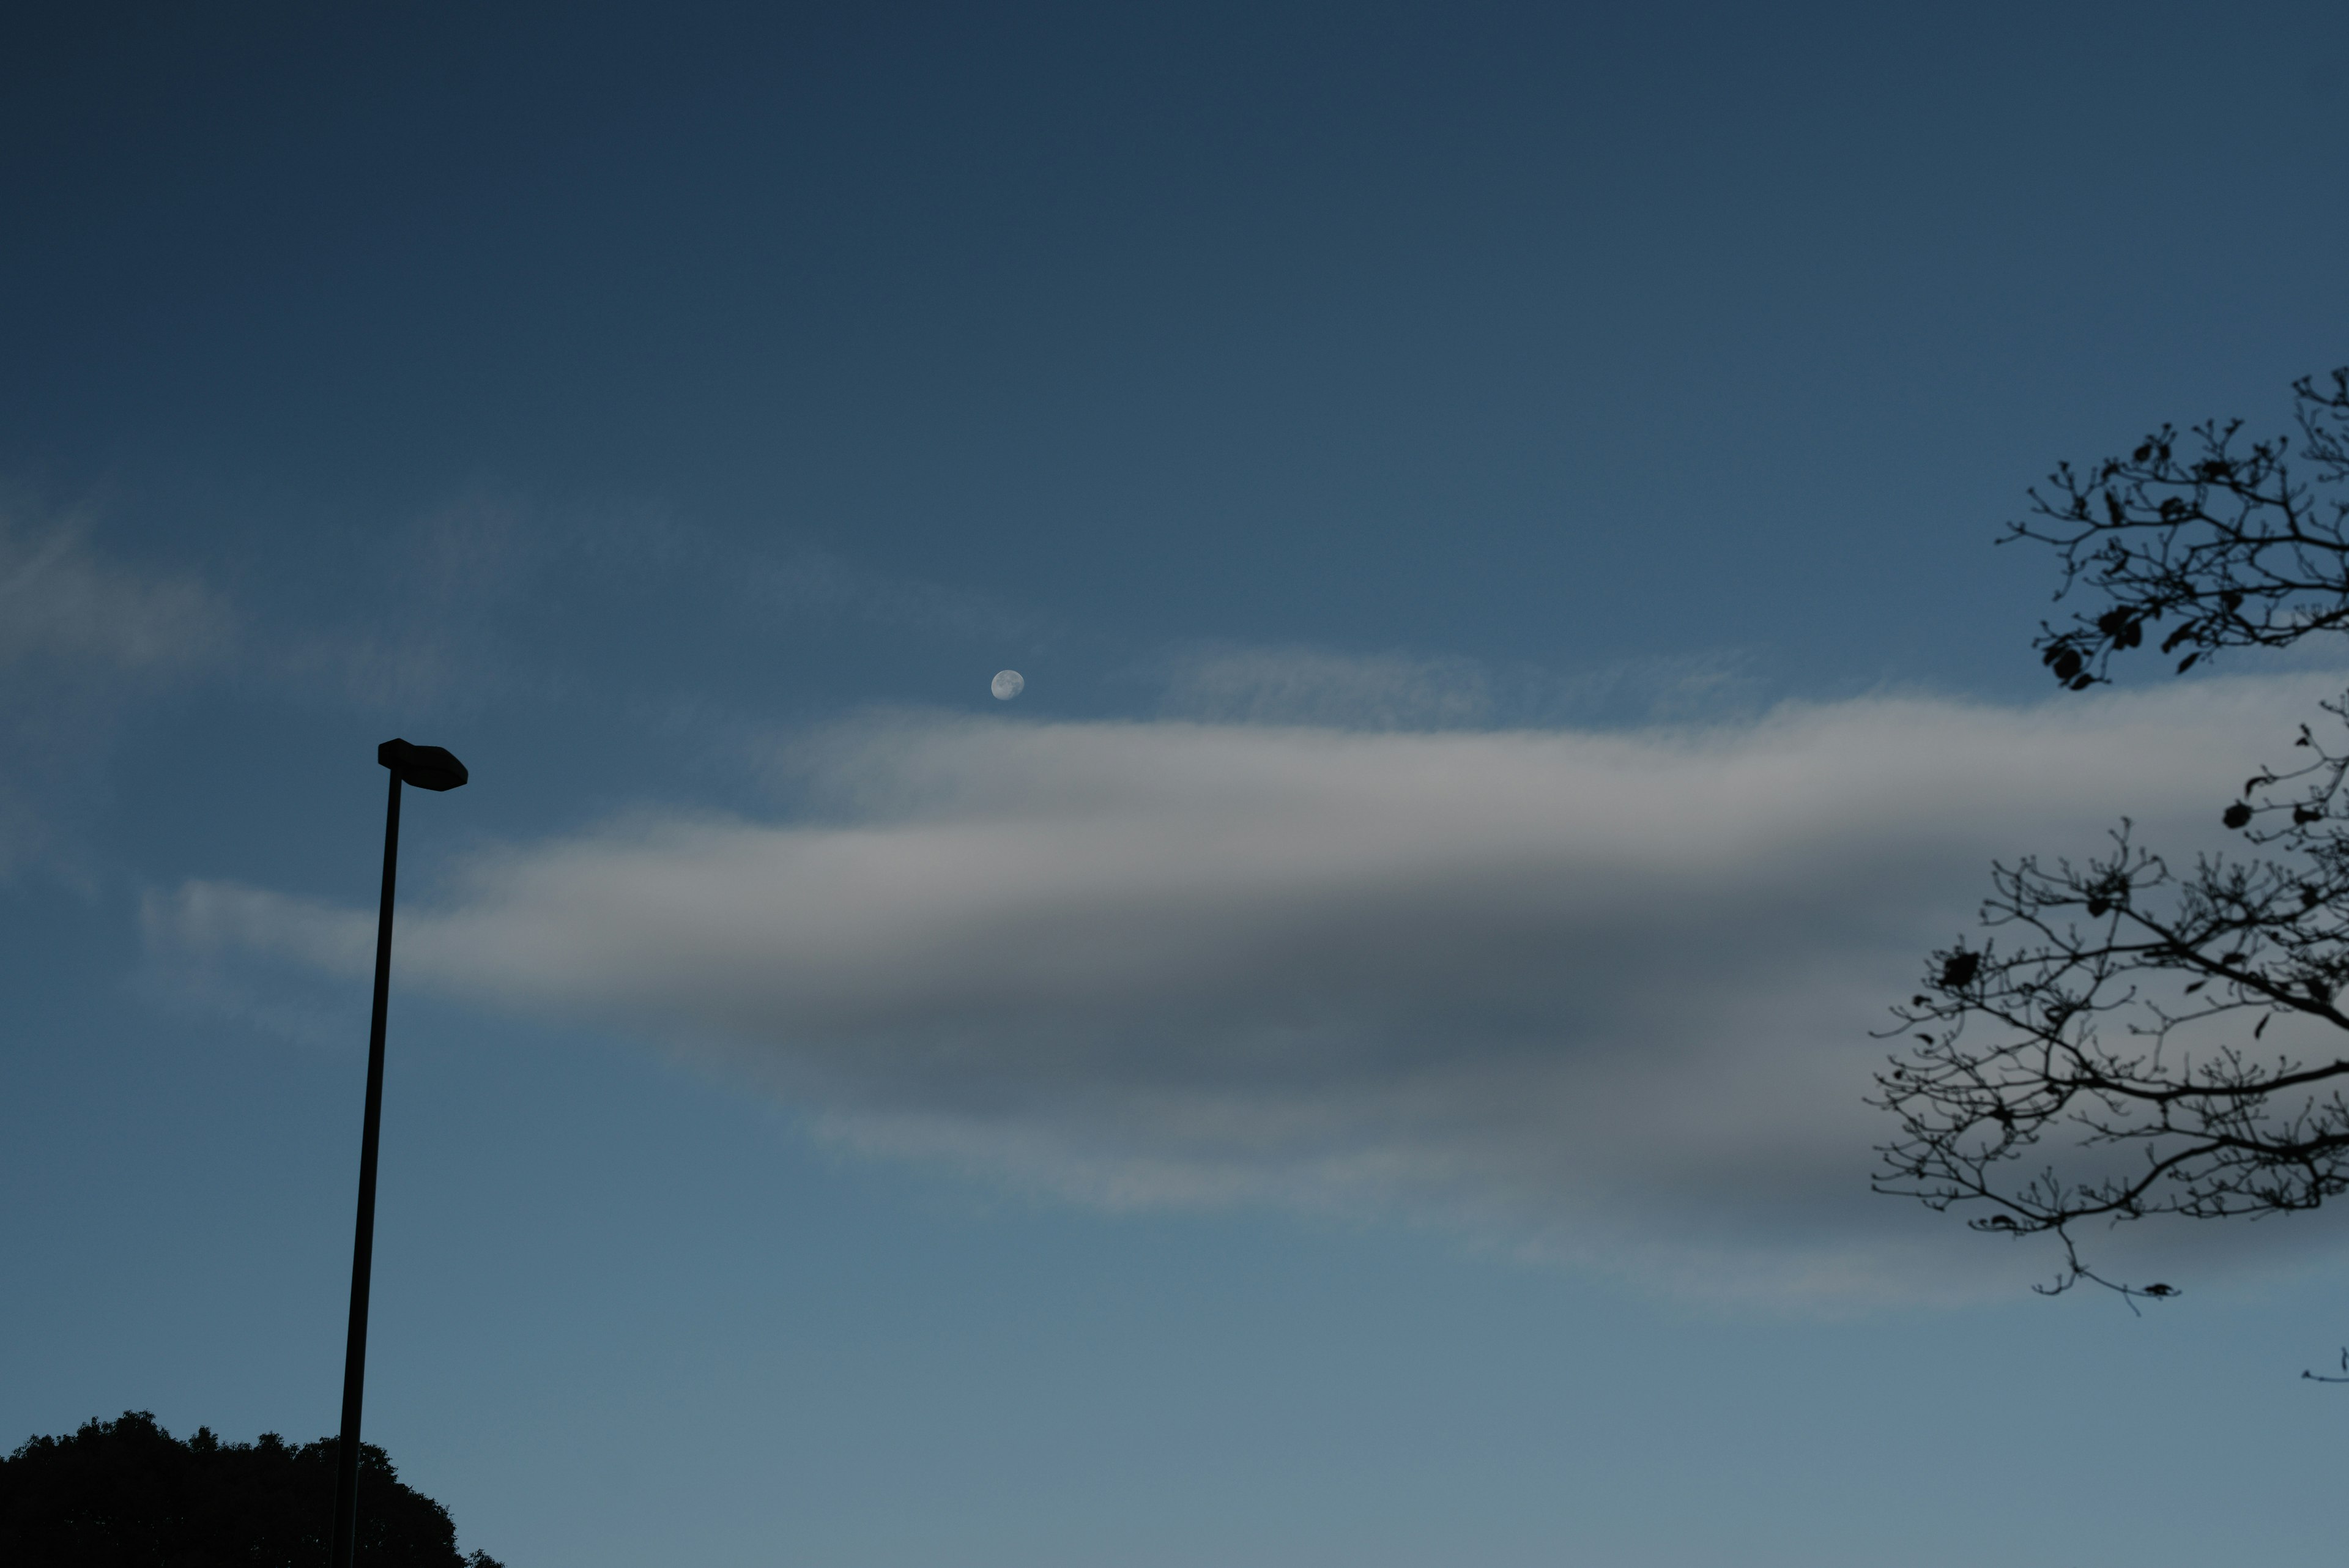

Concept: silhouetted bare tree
[[1875, 370, 2349, 1359]]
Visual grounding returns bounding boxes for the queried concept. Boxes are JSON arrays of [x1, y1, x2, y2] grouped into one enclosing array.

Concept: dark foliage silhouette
[[0, 1411, 503, 1567], [1874, 370, 2349, 1349]]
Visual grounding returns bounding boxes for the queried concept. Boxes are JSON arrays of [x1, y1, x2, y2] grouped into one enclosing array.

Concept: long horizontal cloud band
[[153, 677, 2349, 1301]]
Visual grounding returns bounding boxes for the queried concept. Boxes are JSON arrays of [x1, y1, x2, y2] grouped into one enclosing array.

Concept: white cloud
[[147, 672, 2349, 1302]]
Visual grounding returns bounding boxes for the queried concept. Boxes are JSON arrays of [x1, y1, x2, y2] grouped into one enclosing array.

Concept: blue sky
[[7, 3, 2349, 1564]]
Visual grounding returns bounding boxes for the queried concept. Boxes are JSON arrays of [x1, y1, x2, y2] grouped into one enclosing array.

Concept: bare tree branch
[[2022, 368, 2349, 689], [1876, 369, 2349, 1316]]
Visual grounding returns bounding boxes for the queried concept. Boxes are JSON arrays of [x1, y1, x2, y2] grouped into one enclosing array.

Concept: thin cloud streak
[[150, 673, 2349, 1301]]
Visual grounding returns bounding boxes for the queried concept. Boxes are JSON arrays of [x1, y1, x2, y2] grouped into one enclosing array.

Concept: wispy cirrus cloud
[[1157, 643, 1764, 729], [0, 510, 236, 877], [0, 512, 231, 674], [147, 669, 2349, 1302], [757, 546, 1041, 645]]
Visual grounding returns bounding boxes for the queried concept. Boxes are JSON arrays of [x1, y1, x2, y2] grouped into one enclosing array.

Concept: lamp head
[[378, 738, 469, 791]]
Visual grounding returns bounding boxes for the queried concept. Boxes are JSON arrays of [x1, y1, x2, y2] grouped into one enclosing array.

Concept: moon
[[990, 669, 1025, 700]]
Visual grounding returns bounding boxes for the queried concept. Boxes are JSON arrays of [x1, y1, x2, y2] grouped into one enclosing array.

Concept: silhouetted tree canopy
[[0, 1411, 503, 1568], [1875, 370, 2349, 1342]]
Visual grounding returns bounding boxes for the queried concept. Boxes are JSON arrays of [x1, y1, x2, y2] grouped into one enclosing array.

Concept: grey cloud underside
[[157, 676, 2349, 1301]]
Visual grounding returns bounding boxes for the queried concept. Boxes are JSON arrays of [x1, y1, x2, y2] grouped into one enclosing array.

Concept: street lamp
[[329, 738, 469, 1568]]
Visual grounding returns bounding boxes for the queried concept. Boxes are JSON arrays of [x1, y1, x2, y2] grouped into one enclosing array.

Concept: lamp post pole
[[330, 739, 467, 1568]]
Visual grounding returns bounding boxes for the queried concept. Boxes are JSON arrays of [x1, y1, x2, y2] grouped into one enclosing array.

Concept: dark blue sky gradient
[[9, 1, 2342, 696]]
